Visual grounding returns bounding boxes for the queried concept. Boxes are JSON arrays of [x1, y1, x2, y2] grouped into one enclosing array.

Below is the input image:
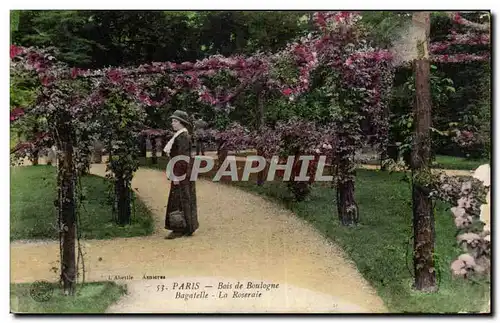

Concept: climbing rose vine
[[432, 173, 489, 277], [431, 12, 490, 63]]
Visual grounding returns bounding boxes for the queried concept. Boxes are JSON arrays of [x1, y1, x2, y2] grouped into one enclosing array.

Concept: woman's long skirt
[[165, 180, 198, 234]]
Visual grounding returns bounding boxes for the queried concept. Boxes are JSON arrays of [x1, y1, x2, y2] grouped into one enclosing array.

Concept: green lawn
[[10, 165, 154, 241], [11, 281, 126, 313], [433, 155, 489, 170], [230, 170, 490, 313]]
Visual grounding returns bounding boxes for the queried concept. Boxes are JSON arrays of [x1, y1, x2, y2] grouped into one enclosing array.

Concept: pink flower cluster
[[435, 174, 490, 278], [10, 44, 24, 59], [214, 123, 253, 152], [432, 53, 489, 63], [428, 13, 490, 63], [313, 11, 360, 31], [275, 37, 319, 97], [451, 12, 490, 31], [10, 107, 25, 122], [451, 129, 479, 148], [10, 45, 269, 113], [429, 33, 490, 53], [346, 50, 394, 64], [140, 128, 172, 138]]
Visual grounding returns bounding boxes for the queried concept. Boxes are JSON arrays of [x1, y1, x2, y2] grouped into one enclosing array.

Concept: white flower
[[457, 197, 471, 209], [454, 215, 472, 228], [441, 183, 452, 192], [458, 253, 476, 267], [451, 207, 466, 218], [457, 232, 481, 245], [451, 259, 467, 276], [461, 181, 472, 193]]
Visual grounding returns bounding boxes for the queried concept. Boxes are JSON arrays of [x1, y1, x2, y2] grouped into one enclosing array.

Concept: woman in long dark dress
[[164, 110, 199, 239]]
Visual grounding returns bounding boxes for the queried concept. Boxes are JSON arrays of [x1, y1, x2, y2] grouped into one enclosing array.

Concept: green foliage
[[10, 10, 20, 34], [13, 10, 312, 69], [264, 89, 332, 126], [100, 90, 145, 182], [390, 65, 457, 160], [378, 11, 491, 160], [459, 61, 491, 159], [10, 77, 37, 108], [14, 11, 98, 67], [10, 166, 154, 240], [393, 65, 456, 113], [188, 11, 311, 57], [10, 281, 127, 313], [360, 11, 412, 48], [10, 72, 42, 149]]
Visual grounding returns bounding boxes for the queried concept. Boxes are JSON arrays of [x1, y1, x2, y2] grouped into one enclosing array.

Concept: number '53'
[[157, 285, 166, 292]]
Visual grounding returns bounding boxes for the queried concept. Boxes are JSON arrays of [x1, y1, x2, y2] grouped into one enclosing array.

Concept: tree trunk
[[151, 137, 158, 165], [92, 142, 103, 164], [336, 179, 359, 226], [256, 148, 267, 185], [57, 121, 76, 296], [108, 140, 112, 164], [160, 135, 167, 157], [196, 137, 206, 156], [386, 144, 399, 162], [115, 172, 131, 226], [139, 135, 147, 158], [30, 149, 39, 165], [335, 132, 360, 226], [380, 147, 389, 171], [412, 11, 437, 292], [288, 153, 311, 201], [380, 150, 387, 170], [217, 143, 228, 169], [380, 103, 390, 171]]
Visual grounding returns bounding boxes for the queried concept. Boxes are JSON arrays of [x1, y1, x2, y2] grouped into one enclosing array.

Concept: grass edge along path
[[433, 155, 489, 171], [10, 281, 127, 313], [10, 165, 154, 241]]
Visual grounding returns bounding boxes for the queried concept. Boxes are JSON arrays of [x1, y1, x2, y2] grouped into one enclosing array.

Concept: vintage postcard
[[9, 9, 491, 314]]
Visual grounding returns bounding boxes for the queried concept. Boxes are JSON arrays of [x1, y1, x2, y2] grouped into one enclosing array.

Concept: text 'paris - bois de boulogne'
[[106, 275, 280, 300]]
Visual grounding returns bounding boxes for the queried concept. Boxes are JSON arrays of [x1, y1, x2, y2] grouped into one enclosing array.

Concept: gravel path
[[11, 163, 388, 313]]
